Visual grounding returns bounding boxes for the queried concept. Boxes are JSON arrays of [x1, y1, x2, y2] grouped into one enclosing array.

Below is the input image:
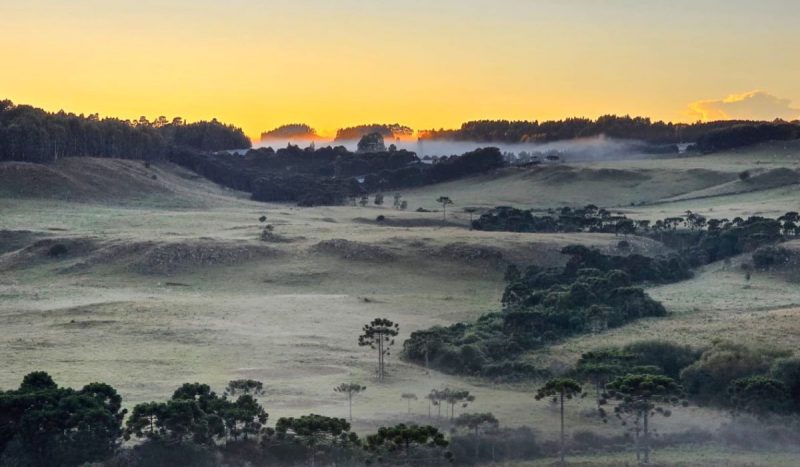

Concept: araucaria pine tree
[[334, 383, 366, 422], [358, 318, 400, 381], [535, 378, 583, 466], [605, 374, 686, 465]]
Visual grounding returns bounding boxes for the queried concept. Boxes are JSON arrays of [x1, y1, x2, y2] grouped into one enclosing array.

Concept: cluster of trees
[[475, 206, 797, 267], [170, 144, 502, 206], [403, 246, 682, 378], [334, 124, 413, 142], [361, 147, 504, 193], [419, 116, 800, 150], [0, 99, 250, 163], [474, 205, 646, 234], [0, 372, 454, 467], [259, 124, 319, 141]]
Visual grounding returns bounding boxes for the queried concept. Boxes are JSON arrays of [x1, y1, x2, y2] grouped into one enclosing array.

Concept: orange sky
[[3, 0, 799, 139]]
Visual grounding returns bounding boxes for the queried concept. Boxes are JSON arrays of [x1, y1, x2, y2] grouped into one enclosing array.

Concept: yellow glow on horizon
[[3, 1, 799, 140]]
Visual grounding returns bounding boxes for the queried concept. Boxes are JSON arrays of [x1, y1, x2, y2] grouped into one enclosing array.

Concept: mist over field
[[254, 135, 676, 162]]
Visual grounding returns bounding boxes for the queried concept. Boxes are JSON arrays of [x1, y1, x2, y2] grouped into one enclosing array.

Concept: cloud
[[687, 90, 800, 122]]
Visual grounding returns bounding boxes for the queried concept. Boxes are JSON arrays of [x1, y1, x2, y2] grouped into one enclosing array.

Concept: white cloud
[[687, 90, 800, 122]]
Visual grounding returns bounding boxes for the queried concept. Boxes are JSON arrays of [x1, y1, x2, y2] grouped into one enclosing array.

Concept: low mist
[[253, 135, 683, 163]]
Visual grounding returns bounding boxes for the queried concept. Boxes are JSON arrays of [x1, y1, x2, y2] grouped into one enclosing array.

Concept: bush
[[48, 243, 69, 257], [680, 342, 781, 405]]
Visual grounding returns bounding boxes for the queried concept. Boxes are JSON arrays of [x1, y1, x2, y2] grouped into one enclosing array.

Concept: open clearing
[[2, 146, 800, 464]]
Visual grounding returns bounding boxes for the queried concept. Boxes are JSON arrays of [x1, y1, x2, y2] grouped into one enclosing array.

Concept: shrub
[[48, 243, 69, 257], [680, 342, 779, 405]]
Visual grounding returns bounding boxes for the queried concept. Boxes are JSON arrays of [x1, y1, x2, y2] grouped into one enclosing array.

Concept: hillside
[[3, 147, 800, 465], [0, 158, 248, 207]]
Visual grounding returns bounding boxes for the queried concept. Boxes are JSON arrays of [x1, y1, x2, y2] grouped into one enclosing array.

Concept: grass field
[[2, 145, 800, 464]]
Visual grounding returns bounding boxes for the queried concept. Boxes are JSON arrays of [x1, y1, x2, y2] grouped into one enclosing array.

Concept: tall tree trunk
[[377, 338, 384, 380], [559, 391, 565, 466], [349, 393, 353, 422], [643, 409, 650, 464]]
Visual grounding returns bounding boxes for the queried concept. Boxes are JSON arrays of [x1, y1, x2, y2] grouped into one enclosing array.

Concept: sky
[[2, 0, 799, 139]]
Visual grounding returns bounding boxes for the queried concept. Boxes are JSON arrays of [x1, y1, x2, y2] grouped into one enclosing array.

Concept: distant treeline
[[169, 145, 504, 206], [0, 99, 251, 163], [694, 121, 800, 152], [419, 116, 800, 150]]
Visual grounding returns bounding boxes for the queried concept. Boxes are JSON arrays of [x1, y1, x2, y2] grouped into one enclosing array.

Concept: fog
[[252, 135, 685, 163]]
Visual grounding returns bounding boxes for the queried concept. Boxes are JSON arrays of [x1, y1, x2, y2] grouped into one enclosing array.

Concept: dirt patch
[[311, 239, 397, 262]]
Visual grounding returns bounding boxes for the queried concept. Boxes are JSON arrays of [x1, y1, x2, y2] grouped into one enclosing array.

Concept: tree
[[426, 390, 442, 419], [401, 393, 418, 414], [275, 414, 356, 467], [393, 193, 403, 209], [126, 382, 268, 445], [359, 195, 369, 207], [437, 196, 453, 221], [365, 424, 450, 463], [535, 378, 582, 466], [225, 379, 264, 397], [399, 200, 408, 210], [439, 388, 475, 421], [575, 349, 635, 408], [606, 374, 685, 465], [0, 372, 125, 467], [374, 193, 384, 206], [334, 383, 366, 421], [358, 318, 400, 381], [454, 412, 499, 462], [464, 207, 478, 228], [221, 393, 268, 440], [357, 132, 387, 153]]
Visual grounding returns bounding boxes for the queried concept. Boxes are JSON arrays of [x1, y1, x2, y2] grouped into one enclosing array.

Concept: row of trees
[[475, 206, 797, 267], [0, 99, 251, 163]]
